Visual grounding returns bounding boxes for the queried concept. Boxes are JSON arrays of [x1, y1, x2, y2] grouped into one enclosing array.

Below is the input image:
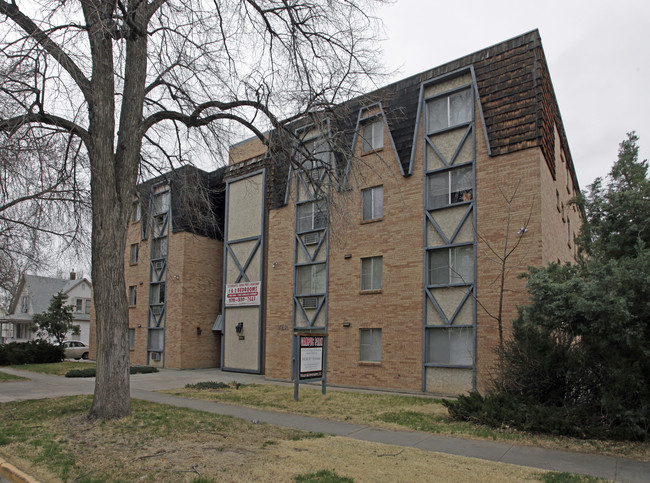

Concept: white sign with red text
[[225, 281, 261, 306]]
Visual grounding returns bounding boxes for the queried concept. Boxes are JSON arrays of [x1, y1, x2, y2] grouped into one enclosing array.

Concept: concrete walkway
[[1, 367, 649, 482]]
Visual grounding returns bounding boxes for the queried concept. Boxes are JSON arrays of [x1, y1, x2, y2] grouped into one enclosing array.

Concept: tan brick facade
[[91, 31, 580, 395]]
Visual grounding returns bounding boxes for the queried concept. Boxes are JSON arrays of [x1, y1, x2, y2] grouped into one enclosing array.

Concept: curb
[[0, 458, 41, 483]]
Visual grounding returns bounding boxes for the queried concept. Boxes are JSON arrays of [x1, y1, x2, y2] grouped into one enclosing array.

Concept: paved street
[[1, 367, 649, 482]]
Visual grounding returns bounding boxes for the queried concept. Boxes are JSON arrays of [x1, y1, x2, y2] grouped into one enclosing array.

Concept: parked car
[[61, 341, 90, 360]]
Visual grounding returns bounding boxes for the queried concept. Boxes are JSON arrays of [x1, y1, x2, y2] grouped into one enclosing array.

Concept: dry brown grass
[[0, 395, 550, 483], [167, 382, 650, 463]]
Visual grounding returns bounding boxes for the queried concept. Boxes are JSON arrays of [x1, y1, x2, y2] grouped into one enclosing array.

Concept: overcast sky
[[376, 0, 650, 190]]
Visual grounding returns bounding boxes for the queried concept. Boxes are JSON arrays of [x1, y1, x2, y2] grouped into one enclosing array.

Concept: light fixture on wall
[[196, 326, 202, 336], [236, 322, 245, 340]]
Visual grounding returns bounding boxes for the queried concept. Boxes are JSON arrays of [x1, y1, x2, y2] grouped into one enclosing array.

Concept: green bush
[[0, 340, 64, 365], [65, 368, 97, 378]]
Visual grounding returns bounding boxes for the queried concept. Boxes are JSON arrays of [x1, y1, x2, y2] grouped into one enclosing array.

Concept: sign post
[[293, 332, 327, 401]]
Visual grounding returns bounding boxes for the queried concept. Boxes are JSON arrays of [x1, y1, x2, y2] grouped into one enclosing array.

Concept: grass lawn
[[0, 395, 565, 483], [0, 361, 96, 376], [167, 382, 650, 462], [0, 371, 28, 382]]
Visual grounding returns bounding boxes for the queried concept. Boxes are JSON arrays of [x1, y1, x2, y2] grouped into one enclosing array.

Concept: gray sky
[[377, 0, 650, 190]]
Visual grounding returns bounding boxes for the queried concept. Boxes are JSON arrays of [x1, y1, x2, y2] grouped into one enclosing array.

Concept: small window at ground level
[[362, 120, 384, 153], [427, 166, 473, 210], [427, 327, 473, 366], [129, 328, 135, 349], [128, 286, 137, 306], [362, 186, 383, 221], [360, 328, 382, 362], [428, 246, 473, 285], [361, 256, 382, 291]]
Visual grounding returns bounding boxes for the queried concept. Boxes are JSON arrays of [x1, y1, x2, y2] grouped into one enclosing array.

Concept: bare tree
[[0, 109, 90, 307], [474, 180, 535, 387], [0, 0, 383, 419]]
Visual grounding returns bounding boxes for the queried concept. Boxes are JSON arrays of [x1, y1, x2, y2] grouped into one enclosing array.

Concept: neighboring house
[[93, 30, 582, 394], [0, 274, 92, 345]]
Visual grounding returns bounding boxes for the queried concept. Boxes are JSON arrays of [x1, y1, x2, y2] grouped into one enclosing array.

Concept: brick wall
[[164, 232, 223, 369]]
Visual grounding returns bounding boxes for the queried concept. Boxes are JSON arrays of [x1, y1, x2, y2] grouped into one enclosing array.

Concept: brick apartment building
[[94, 29, 581, 394]]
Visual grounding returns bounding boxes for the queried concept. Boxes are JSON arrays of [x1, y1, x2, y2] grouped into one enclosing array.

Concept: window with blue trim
[[427, 165, 473, 210], [428, 246, 473, 285], [427, 88, 472, 132]]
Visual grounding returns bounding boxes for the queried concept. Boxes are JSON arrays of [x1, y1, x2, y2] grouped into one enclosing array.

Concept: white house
[[0, 273, 92, 345]]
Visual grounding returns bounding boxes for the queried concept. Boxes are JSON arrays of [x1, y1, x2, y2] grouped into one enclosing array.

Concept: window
[[20, 295, 29, 313], [427, 166, 473, 209], [130, 243, 139, 264], [151, 282, 165, 304], [428, 246, 474, 285], [299, 138, 330, 170], [361, 256, 382, 291], [129, 328, 135, 349], [152, 237, 168, 259], [148, 328, 164, 351], [427, 88, 472, 132], [153, 190, 170, 215], [360, 328, 382, 362], [362, 120, 384, 152], [14, 323, 28, 339], [295, 263, 326, 295], [297, 201, 328, 232], [85, 299, 91, 314], [75, 299, 83, 313], [362, 186, 383, 221], [427, 327, 473, 366], [132, 200, 141, 222], [129, 286, 137, 306]]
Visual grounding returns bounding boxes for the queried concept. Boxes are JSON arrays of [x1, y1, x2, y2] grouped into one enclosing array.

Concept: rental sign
[[225, 281, 261, 306]]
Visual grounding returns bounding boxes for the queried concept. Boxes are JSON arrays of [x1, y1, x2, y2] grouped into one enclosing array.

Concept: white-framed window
[[360, 328, 382, 362], [362, 119, 384, 153], [362, 186, 383, 221], [75, 299, 83, 313], [427, 327, 473, 366], [297, 201, 328, 233], [132, 200, 141, 223], [129, 328, 136, 349], [20, 295, 29, 313], [128, 286, 137, 306], [130, 243, 139, 264], [427, 87, 472, 133], [361, 256, 382, 291], [295, 263, 326, 295], [152, 237, 168, 259], [427, 166, 473, 210], [85, 298, 91, 314], [428, 245, 474, 285], [151, 282, 165, 304]]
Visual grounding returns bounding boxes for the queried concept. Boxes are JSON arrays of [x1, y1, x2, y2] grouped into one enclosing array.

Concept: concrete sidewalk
[[1, 367, 649, 482]]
